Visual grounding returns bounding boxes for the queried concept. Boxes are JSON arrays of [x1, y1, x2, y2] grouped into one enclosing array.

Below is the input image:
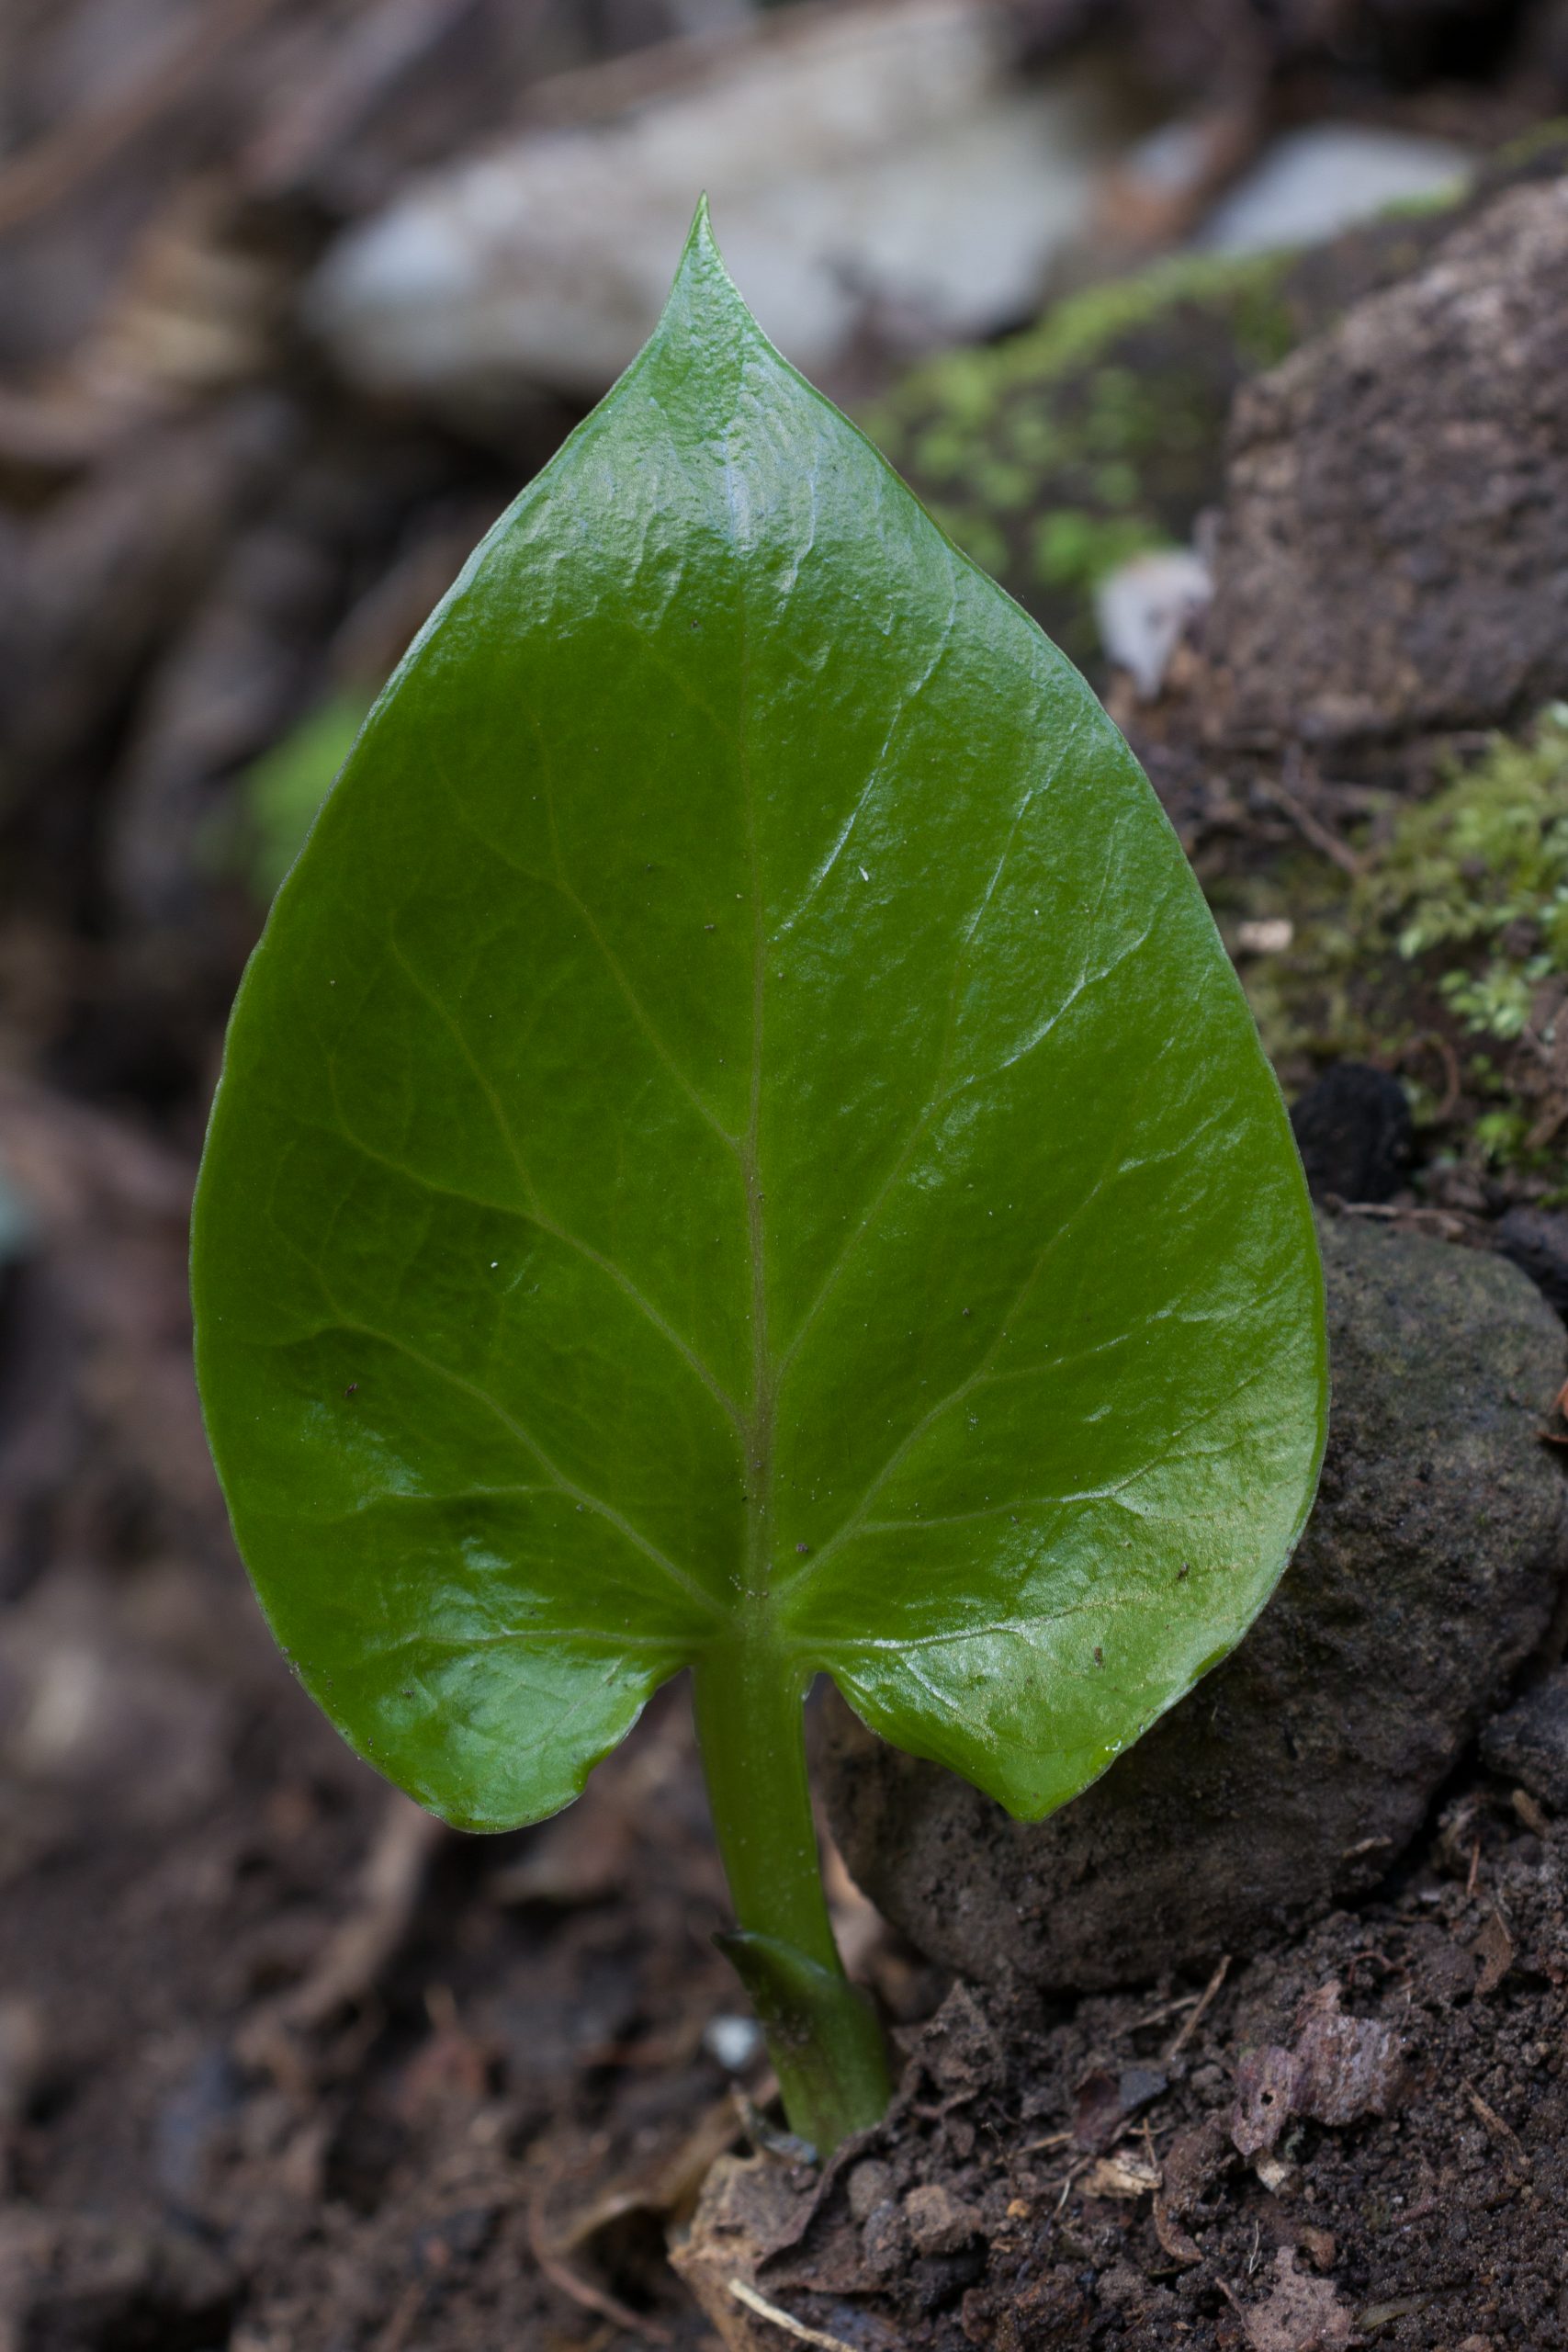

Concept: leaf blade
[[193, 205, 1325, 1838]]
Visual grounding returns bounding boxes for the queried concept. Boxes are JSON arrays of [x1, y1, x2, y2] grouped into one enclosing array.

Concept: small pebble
[[702, 2014, 762, 2072], [902, 2181, 981, 2257], [847, 2159, 894, 2222]]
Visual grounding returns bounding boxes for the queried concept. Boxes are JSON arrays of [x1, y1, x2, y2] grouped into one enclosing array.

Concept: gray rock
[[1205, 177, 1568, 749], [1481, 1668, 1568, 1812], [822, 1214, 1568, 1991]]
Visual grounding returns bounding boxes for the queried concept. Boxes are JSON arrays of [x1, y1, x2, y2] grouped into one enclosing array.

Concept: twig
[[1255, 767, 1365, 878], [0, 0, 286, 234], [1393, 1031, 1462, 1125], [1052, 2158, 1089, 2213], [1463, 2080, 1529, 2176], [528, 2196, 673, 2343], [518, 0, 941, 130], [1164, 1955, 1230, 2062], [728, 2278, 857, 2350], [372, 2278, 425, 2352], [240, 0, 483, 195], [235, 1792, 445, 2082], [286, 1794, 445, 2030], [1127, 1989, 1202, 2033]]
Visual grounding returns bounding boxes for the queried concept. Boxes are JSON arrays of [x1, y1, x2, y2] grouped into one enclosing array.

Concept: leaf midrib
[[724, 359, 778, 1631]]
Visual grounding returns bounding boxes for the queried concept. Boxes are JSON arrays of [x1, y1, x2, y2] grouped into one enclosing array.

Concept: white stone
[[1094, 546, 1212, 700], [1236, 917, 1294, 956], [1196, 123, 1471, 257], [306, 0, 1133, 402], [703, 2012, 763, 2070]]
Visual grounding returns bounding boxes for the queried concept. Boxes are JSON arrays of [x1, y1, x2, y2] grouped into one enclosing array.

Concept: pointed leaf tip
[[677, 191, 738, 295], [652, 192, 757, 376]]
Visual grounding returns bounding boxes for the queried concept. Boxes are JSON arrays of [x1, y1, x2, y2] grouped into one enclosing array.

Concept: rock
[[868, 246, 1303, 670], [1207, 178, 1568, 749], [1072, 2064, 1168, 2151], [1495, 1204, 1568, 1319], [902, 2183, 980, 2257], [1196, 124, 1471, 258], [847, 2159, 895, 2222], [1094, 546, 1211, 698], [861, 2199, 908, 2278], [1481, 1667, 1568, 1811], [308, 4, 1134, 407], [863, 126, 1568, 673], [1289, 1062, 1412, 1204], [822, 1213, 1568, 1991]]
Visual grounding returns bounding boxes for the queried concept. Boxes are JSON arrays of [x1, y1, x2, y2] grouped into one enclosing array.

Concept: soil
[[682, 1776, 1568, 2350], [4, 1510, 1567, 2348]]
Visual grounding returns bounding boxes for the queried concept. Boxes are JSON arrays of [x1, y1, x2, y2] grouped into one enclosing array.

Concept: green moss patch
[[1221, 707, 1568, 1183], [866, 253, 1297, 666]]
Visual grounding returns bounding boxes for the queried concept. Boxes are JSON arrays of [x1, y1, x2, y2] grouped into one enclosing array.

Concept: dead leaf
[[1161, 2119, 1230, 2216], [1230, 2247, 1354, 2351], [1472, 1911, 1514, 1998], [1230, 2044, 1299, 2159], [1511, 1787, 1552, 1838], [1080, 2149, 1160, 2201], [1295, 2226, 1336, 2271], [1153, 2193, 1201, 2267], [1070, 2063, 1168, 2152], [1231, 1984, 1402, 2157]]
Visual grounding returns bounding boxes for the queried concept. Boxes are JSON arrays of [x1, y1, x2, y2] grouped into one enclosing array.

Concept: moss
[[1229, 707, 1568, 1177], [211, 694, 371, 903], [1373, 179, 1469, 224], [1490, 114, 1568, 176], [1360, 709, 1568, 993], [865, 252, 1297, 665], [1031, 508, 1169, 596]]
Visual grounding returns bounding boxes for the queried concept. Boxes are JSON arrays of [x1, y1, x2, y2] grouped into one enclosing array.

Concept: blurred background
[[4, 3, 1568, 2345]]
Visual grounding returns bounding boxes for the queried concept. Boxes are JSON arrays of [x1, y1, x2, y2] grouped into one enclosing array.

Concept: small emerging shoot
[[192, 204, 1326, 2154]]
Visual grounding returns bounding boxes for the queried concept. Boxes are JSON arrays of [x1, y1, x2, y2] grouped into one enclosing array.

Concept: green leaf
[[194, 205, 1324, 1868]]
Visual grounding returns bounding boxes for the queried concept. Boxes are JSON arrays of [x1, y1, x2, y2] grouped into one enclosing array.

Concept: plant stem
[[692, 1634, 892, 2154]]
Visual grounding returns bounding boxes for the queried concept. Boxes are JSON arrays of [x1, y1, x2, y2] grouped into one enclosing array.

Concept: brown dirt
[[683, 1779, 1568, 2351], [0, 1588, 754, 2351], [3, 1399, 1566, 2351]]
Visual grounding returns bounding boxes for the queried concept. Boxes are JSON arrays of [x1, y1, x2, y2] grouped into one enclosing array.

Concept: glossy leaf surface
[[193, 209, 1326, 1838]]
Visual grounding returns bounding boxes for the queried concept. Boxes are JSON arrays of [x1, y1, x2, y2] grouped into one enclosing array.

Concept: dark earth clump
[[1483, 1668, 1568, 1813], [1289, 1062, 1413, 1204], [823, 1211, 1568, 1990], [1206, 178, 1568, 752]]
